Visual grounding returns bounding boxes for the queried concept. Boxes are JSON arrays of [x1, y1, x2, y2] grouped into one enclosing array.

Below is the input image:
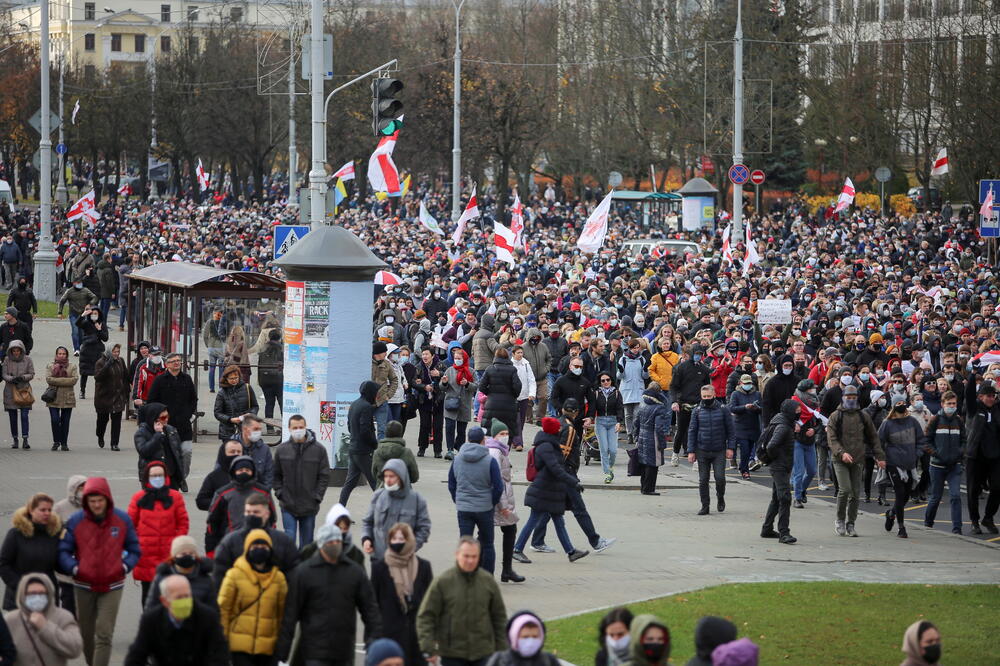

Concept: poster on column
[[318, 394, 354, 468], [281, 281, 306, 432], [302, 281, 332, 458]]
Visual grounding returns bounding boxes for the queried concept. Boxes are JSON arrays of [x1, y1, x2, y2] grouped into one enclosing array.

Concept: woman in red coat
[[127, 460, 189, 607]]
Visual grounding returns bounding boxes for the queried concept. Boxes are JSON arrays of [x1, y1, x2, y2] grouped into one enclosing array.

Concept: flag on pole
[[931, 148, 949, 176], [742, 223, 760, 277], [367, 120, 403, 195], [834, 177, 855, 213], [980, 187, 995, 218], [494, 221, 517, 266], [333, 178, 348, 213], [510, 192, 525, 249], [66, 190, 99, 225], [576, 190, 614, 254], [332, 161, 355, 182], [451, 186, 479, 245], [71, 100, 80, 125], [419, 200, 444, 235], [117, 182, 132, 197], [196, 159, 210, 191], [721, 224, 733, 265]]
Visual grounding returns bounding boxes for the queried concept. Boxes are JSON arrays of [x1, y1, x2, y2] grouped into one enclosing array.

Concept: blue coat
[[616, 354, 648, 405], [728, 388, 763, 440], [688, 400, 735, 453], [634, 390, 671, 467]]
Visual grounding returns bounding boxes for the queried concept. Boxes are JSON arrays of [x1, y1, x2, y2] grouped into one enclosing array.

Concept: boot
[[11, 439, 17, 449], [51, 441, 59, 451], [98, 437, 105, 449], [60, 442, 68, 451], [500, 568, 525, 583], [21, 436, 28, 450], [79, 389, 85, 399]]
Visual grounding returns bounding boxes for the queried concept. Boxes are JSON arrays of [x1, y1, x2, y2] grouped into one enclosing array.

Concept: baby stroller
[[582, 424, 601, 466]]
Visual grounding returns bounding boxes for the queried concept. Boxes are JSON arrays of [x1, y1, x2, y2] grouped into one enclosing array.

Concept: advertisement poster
[[318, 394, 354, 469], [284, 281, 305, 345], [281, 281, 306, 431], [304, 282, 330, 338]]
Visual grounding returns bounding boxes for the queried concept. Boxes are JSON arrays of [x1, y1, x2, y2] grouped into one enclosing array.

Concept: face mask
[[894, 405, 908, 413], [877, 398, 887, 407], [944, 373, 954, 381], [856, 343, 866, 351], [246, 548, 271, 565], [174, 554, 196, 568], [701, 398, 714, 407], [570, 367, 582, 376], [454, 358, 464, 366], [756, 362, 764, 371], [248, 430, 263, 442], [150, 355, 162, 364], [517, 637, 544, 658], [385, 482, 400, 492], [530, 337, 540, 344], [606, 635, 630, 653], [923, 644, 941, 664], [400, 355, 410, 362], [149, 476, 166, 489], [244, 514, 264, 529], [913, 400, 924, 410], [385, 316, 395, 324], [692, 354, 702, 363], [23, 593, 48, 613], [90, 313, 99, 321], [167, 596, 193, 620], [290, 428, 307, 441], [388, 541, 406, 554], [843, 398, 859, 409], [741, 383, 753, 392], [943, 406, 957, 416], [321, 542, 343, 560], [641, 642, 666, 662], [859, 372, 870, 381], [497, 434, 509, 445], [235, 472, 253, 483], [73, 283, 82, 289], [782, 367, 793, 375], [841, 375, 853, 385], [550, 331, 560, 339]]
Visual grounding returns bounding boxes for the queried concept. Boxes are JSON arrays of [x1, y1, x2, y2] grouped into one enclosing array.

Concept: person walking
[[728, 373, 762, 480], [509, 346, 536, 452], [522, 328, 551, 424], [472, 315, 501, 382], [373, 342, 400, 441], [0, 494, 61, 611], [229, 415, 275, 490], [272, 414, 330, 549], [341, 380, 381, 506], [965, 382, 1000, 535], [52, 476, 86, 615], [479, 348, 522, 438], [144, 536, 216, 611], [484, 423, 524, 584], [205, 457, 276, 553], [362, 459, 431, 562], [634, 382, 671, 495], [447, 426, 504, 574], [131, 345, 164, 412], [57, 281, 97, 355], [92, 344, 129, 451], [222, 325, 251, 384], [760, 399, 800, 544], [687, 385, 735, 515], [373, 420, 420, 487], [790, 379, 821, 509], [133, 402, 186, 488], [826, 385, 885, 537], [75, 304, 108, 400], [413, 348, 444, 457], [57, 477, 140, 666], [371, 522, 434, 666], [217, 529, 288, 666], [923, 391, 965, 534], [0, 307, 32, 360], [417, 537, 508, 666], [211, 494, 298, 589], [147, 352, 198, 482], [878, 394, 926, 538], [254, 329, 284, 430], [484, 610, 560, 666], [617, 338, 650, 445], [4, 574, 83, 666], [127, 461, 190, 607], [197, 441, 243, 511], [592, 371, 625, 484], [201, 309, 228, 394], [125, 574, 229, 666], [441, 345, 479, 460], [6, 278, 37, 331], [213, 365, 259, 443], [44, 346, 78, 452], [669, 345, 712, 465], [2, 340, 33, 449]]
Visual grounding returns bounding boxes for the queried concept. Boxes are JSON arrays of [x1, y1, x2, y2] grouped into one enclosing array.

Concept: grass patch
[[545, 582, 999, 665], [0, 289, 60, 318]]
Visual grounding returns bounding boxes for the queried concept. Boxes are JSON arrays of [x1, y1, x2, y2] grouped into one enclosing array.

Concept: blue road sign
[[274, 225, 310, 259], [55, 143, 67, 155], [979, 180, 1000, 238], [979, 180, 1000, 203], [728, 164, 749, 185]]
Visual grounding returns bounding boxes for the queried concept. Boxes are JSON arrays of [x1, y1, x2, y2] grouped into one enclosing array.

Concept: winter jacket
[[6, 286, 37, 319], [627, 615, 671, 666], [448, 442, 504, 513], [581, 351, 610, 387], [635, 390, 671, 467], [0, 320, 31, 357], [549, 372, 593, 415], [511, 356, 537, 401], [273, 429, 331, 517], [57, 477, 141, 593], [95, 260, 117, 299], [211, 526, 299, 590], [349, 381, 380, 454], [479, 358, 522, 416], [728, 387, 762, 440], [964, 398, 1000, 460], [64, 252, 94, 284], [0, 507, 61, 610], [372, 358, 399, 407], [441, 363, 479, 422], [361, 459, 431, 561], [133, 402, 186, 487], [761, 361, 799, 423], [53, 476, 86, 524], [372, 436, 420, 486], [3, 575, 82, 666], [648, 350, 680, 393], [878, 416, 926, 470], [826, 407, 883, 463], [371, 555, 433, 664], [44, 361, 78, 409], [127, 464, 190, 583], [521, 330, 551, 383], [56, 286, 96, 316], [592, 387, 625, 422], [523, 431, 580, 516], [709, 353, 739, 398], [75, 315, 107, 375], [144, 557, 217, 611], [218, 530, 288, 656], [925, 412, 966, 467], [93, 351, 129, 414], [213, 381, 259, 441], [486, 439, 518, 527], [275, 552, 381, 663], [231, 436, 275, 491], [669, 359, 712, 405], [1, 342, 33, 411], [617, 353, 649, 404], [688, 399, 735, 453], [472, 316, 501, 370], [205, 456, 276, 552], [147, 370, 198, 442], [764, 401, 800, 470], [543, 335, 569, 373], [416, 564, 508, 661], [125, 598, 229, 666], [132, 360, 164, 403], [198, 447, 242, 510]]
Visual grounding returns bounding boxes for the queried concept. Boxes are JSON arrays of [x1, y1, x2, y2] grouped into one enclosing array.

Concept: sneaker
[[511, 551, 532, 564], [568, 549, 589, 562], [691, 460, 699, 473], [793, 499, 804, 509], [951, 527, 962, 535], [983, 519, 999, 534], [443, 450, 454, 461], [971, 522, 983, 535], [729, 459, 737, 469], [835, 520, 846, 537], [846, 523, 858, 537], [604, 473, 613, 484], [741, 471, 751, 480], [818, 482, 829, 491], [670, 452, 679, 467], [760, 528, 780, 539], [73, 350, 79, 357], [594, 537, 617, 553], [778, 534, 797, 544], [897, 526, 908, 538], [529, 544, 555, 554], [748, 459, 763, 472], [924, 520, 934, 528], [884, 510, 895, 532]]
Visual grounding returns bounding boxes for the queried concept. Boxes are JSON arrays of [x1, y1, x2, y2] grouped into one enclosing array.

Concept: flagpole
[[450, 0, 466, 223], [33, 0, 58, 302], [287, 23, 297, 207]]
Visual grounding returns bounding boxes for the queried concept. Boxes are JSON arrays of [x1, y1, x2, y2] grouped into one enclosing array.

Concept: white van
[[621, 239, 700, 259], [0, 181, 14, 211]]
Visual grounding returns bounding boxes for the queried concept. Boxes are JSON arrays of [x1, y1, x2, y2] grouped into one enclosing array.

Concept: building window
[[858, 0, 878, 21], [229, 6, 243, 21], [160, 4, 171, 21], [84, 64, 96, 80], [135, 33, 145, 52], [885, 0, 904, 19], [111, 33, 122, 51], [187, 5, 198, 20], [909, 0, 931, 19], [161, 35, 171, 52], [84, 33, 95, 50], [84, 2, 95, 19], [187, 35, 199, 51]]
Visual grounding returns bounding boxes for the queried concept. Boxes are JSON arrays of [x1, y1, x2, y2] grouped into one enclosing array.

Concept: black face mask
[[244, 515, 265, 529], [246, 547, 271, 565], [174, 554, 197, 568], [235, 472, 253, 484], [388, 542, 406, 554], [922, 644, 941, 664], [641, 642, 666, 662]]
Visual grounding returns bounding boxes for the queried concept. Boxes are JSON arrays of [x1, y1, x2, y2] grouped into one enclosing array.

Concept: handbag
[[444, 395, 461, 412], [41, 385, 57, 404], [627, 447, 640, 477], [12, 382, 33, 407]]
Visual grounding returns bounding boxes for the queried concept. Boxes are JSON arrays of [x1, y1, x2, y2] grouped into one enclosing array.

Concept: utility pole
[[33, 0, 57, 302], [450, 0, 465, 222], [55, 41, 67, 204], [287, 24, 297, 206], [732, 0, 744, 239], [308, 0, 326, 229], [149, 49, 160, 199]]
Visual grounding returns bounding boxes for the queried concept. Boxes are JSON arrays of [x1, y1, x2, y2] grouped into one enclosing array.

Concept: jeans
[[262, 384, 282, 420], [925, 463, 963, 531], [514, 509, 574, 554], [764, 466, 792, 535], [512, 398, 531, 449], [697, 451, 727, 508], [736, 437, 757, 474], [118, 297, 128, 328], [388, 403, 402, 423], [832, 460, 863, 523], [338, 450, 376, 506], [373, 402, 390, 441], [546, 372, 559, 416], [6, 408, 28, 439], [281, 509, 317, 550], [180, 440, 193, 480], [68, 314, 81, 351], [75, 587, 123, 666], [49, 407, 72, 446], [623, 403, 639, 439], [98, 297, 112, 321], [96, 411, 121, 447], [532, 477, 599, 549], [457, 510, 496, 573], [792, 441, 816, 500], [594, 416, 619, 474], [444, 417, 467, 453], [207, 347, 224, 391]]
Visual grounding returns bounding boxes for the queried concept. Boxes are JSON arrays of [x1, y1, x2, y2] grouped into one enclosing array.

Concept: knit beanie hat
[[366, 639, 405, 666], [490, 420, 509, 437], [541, 417, 561, 435], [170, 535, 198, 558]]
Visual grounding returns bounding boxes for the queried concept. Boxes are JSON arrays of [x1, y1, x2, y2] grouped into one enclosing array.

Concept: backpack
[[258, 341, 283, 386], [754, 421, 779, 465], [525, 446, 539, 482]]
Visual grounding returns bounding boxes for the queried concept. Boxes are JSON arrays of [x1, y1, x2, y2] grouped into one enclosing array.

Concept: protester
[[761, 400, 800, 544], [484, 422, 524, 583], [211, 494, 298, 589], [3, 574, 82, 666], [594, 607, 634, 666], [373, 420, 421, 486], [827, 384, 885, 537], [728, 374, 762, 480], [964, 382, 1000, 535], [372, 342, 400, 442], [213, 365, 259, 442], [509, 345, 537, 451], [205, 457, 275, 552], [56, 280, 97, 355], [133, 402, 185, 487], [75, 304, 108, 399], [362, 459, 431, 562], [51, 476, 85, 615], [2, 340, 33, 449], [341, 380, 381, 505], [634, 382, 671, 495], [711, 638, 759, 666], [127, 461, 190, 607], [202, 309, 228, 394], [144, 536, 216, 611], [441, 345, 479, 460], [413, 347, 444, 456], [0, 494, 61, 611], [923, 390, 965, 534], [448, 426, 504, 574], [685, 616, 737, 666], [371, 523, 433, 666], [592, 371, 625, 484], [687, 384, 735, 515], [254, 328, 284, 428], [93, 344, 129, 451], [627, 614, 671, 666], [272, 414, 330, 548], [6, 278, 37, 330], [197, 440, 243, 511], [44, 346, 78, 451], [878, 395, 926, 538], [899, 620, 942, 666], [147, 352, 198, 481], [230, 414, 275, 490], [131, 345, 164, 410], [484, 610, 559, 666]]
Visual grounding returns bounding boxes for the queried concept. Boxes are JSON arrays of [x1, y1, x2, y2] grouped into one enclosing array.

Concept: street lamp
[[55, 38, 68, 204], [814, 138, 827, 191], [450, 0, 466, 222], [33, 0, 57, 302]]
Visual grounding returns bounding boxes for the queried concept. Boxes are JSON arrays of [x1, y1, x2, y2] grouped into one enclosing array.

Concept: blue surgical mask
[[454, 358, 464, 366], [149, 476, 166, 489]]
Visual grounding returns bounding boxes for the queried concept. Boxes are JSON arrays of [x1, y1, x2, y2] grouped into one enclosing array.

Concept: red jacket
[[133, 362, 164, 402], [710, 352, 741, 397], [127, 464, 190, 582], [58, 477, 141, 592]]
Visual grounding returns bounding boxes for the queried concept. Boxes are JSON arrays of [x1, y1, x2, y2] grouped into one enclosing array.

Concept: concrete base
[[31, 249, 58, 302]]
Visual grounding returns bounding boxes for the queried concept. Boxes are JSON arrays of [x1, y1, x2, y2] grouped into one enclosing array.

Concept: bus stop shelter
[[611, 191, 683, 230]]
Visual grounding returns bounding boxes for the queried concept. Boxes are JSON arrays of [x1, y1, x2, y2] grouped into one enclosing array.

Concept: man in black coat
[[6, 278, 37, 329], [761, 355, 799, 424], [0, 307, 31, 359], [124, 574, 229, 666], [276, 524, 382, 665], [340, 380, 380, 506], [670, 344, 712, 461], [211, 493, 299, 588], [549, 357, 593, 417], [761, 399, 800, 545], [479, 348, 521, 435], [147, 352, 198, 487]]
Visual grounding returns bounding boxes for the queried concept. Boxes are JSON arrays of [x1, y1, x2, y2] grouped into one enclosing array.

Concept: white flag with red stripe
[[117, 182, 132, 197], [66, 190, 100, 225], [510, 192, 525, 249], [367, 122, 403, 195], [576, 190, 613, 254], [931, 148, 949, 176], [196, 159, 210, 191], [742, 223, 760, 277], [721, 224, 733, 265], [332, 161, 355, 182], [980, 187, 995, 218], [451, 186, 479, 245], [494, 221, 517, 266], [834, 177, 855, 213]]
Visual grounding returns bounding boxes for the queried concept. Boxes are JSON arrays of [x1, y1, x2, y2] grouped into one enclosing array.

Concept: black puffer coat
[[213, 380, 259, 441], [134, 401, 186, 487], [765, 399, 800, 470], [94, 351, 130, 413], [76, 312, 109, 375], [523, 430, 580, 516], [479, 357, 522, 415]]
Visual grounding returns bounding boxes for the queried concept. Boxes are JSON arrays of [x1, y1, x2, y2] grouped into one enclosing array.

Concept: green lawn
[[545, 582, 1000, 665]]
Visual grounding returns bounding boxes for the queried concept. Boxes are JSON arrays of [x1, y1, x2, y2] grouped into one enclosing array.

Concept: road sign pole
[[731, 0, 744, 239], [308, 0, 327, 230], [55, 49, 67, 205], [33, 0, 57, 303]]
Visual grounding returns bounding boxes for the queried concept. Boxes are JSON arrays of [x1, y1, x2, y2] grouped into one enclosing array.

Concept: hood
[[793, 389, 818, 407], [628, 614, 671, 666], [642, 390, 664, 404], [66, 474, 87, 506], [378, 308, 400, 325], [14, 573, 56, 615], [140, 401, 168, 429], [242, 527, 272, 554], [81, 477, 114, 518], [359, 380, 380, 403], [380, 457, 411, 492], [13, 505, 61, 538], [901, 621, 936, 666], [419, 318, 431, 332], [228, 454, 256, 481], [780, 398, 801, 421], [777, 354, 793, 371], [141, 460, 171, 488], [215, 442, 240, 469], [447, 340, 464, 357], [6, 339, 25, 355], [325, 502, 351, 527], [524, 328, 542, 342], [481, 313, 496, 331], [693, 616, 737, 661], [506, 610, 546, 653], [457, 440, 490, 463]]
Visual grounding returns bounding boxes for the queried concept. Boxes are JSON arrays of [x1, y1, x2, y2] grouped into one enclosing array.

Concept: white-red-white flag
[[196, 159, 210, 191], [576, 190, 614, 253], [742, 223, 760, 277], [367, 121, 403, 195], [931, 148, 949, 176], [721, 224, 733, 265], [451, 186, 479, 245], [980, 187, 995, 218], [494, 221, 517, 266], [66, 190, 99, 225], [510, 192, 525, 249], [374, 270, 404, 286], [834, 177, 855, 213], [332, 161, 355, 182], [117, 182, 132, 197]]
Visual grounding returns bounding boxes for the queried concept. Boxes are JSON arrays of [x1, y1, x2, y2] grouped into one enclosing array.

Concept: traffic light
[[371, 78, 403, 136]]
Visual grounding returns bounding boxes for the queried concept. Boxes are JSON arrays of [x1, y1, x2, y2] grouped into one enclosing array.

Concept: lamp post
[[33, 0, 58, 302], [307, 0, 326, 228], [450, 0, 466, 222], [731, 0, 744, 238], [55, 38, 67, 204], [287, 24, 297, 206], [814, 138, 827, 191]]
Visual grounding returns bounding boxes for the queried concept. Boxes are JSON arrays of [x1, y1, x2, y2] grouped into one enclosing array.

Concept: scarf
[[383, 539, 418, 612], [136, 485, 173, 510], [453, 349, 474, 384], [600, 385, 615, 397], [51, 357, 68, 378]]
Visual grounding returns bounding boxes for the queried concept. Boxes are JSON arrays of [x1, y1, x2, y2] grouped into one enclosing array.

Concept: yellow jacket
[[217, 529, 288, 656], [649, 351, 680, 390]]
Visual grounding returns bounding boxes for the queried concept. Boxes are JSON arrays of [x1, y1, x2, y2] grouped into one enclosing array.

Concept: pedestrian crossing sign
[[274, 225, 311, 259]]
